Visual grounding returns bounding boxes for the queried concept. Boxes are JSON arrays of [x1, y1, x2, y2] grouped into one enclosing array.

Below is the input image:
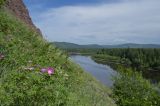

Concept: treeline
[[64, 48, 100, 55], [97, 48, 160, 71]]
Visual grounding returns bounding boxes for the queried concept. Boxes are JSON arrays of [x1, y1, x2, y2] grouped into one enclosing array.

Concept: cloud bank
[[33, 0, 160, 44]]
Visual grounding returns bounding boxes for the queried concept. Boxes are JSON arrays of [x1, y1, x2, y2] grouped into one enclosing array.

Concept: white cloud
[[34, 0, 160, 44]]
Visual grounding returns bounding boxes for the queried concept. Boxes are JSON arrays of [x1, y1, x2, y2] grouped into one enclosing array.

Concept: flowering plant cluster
[[41, 67, 55, 76], [23, 63, 55, 76]]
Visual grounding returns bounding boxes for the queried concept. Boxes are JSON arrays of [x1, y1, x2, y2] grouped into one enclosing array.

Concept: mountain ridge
[[53, 42, 160, 49]]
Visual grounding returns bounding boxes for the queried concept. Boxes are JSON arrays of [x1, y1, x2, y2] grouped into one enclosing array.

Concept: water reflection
[[70, 55, 117, 87]]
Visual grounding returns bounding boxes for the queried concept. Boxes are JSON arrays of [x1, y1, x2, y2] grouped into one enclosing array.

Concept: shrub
[[112, 68, 160, 106], [0, 70, 68, 106]]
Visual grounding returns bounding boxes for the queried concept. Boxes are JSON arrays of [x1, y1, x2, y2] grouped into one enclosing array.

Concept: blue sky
[[24, 0, 160, 45]]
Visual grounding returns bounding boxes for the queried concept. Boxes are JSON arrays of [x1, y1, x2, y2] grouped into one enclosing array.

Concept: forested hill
[[53, 42, 160, 49], [53, 42, 102, 49]]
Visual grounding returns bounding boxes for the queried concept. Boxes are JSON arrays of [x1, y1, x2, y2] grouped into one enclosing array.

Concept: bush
[[112, 68, 160, 106], [0, 0, 6, 7], [0, 70, 68, 106]]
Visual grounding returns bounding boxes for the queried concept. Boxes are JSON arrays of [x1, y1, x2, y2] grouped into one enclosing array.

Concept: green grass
[[0, 9, 116, 106]]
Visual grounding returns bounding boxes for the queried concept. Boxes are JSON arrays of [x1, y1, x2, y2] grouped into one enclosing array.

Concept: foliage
[[92, 54, 131, 67], [112, 68, 160, 106], [0, 0, 6, 7], [97, 48, 160, 71], [0, 70, 69, 106], [90, 48, 160, 106], [0, 9, 115, 106]]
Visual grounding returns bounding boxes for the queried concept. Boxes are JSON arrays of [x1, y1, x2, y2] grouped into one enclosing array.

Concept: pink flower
[[47, 67, 54, 76], [41, 67, 55, 76]]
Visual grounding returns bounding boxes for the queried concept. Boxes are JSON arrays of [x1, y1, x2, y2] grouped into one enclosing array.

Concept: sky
[[24, 0, 160, 45]]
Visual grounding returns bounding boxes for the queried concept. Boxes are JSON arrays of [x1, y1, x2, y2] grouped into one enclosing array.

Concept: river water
[[70, 55, 117, 87]]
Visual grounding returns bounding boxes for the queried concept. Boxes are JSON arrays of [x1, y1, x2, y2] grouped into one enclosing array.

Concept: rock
[[5, 0, 42, 36]]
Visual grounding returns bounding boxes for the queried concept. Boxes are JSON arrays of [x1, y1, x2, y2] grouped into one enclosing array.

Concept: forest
[[93, 48, 160, 82], [96, 48, 160, 71]]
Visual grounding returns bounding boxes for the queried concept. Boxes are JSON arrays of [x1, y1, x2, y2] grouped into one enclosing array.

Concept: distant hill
[[53, 42, 102, 49], [102, 43, 160, 48], [53, 42, 160, 49]]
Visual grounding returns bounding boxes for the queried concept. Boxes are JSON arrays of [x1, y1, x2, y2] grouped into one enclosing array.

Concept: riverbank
[[91, 54, 160, 83], [91, 54, 130, 68], [70, 54, 160, 106], [91, 54, 160, 106]]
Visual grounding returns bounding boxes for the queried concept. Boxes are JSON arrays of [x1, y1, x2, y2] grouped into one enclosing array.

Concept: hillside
[[54, 42, 160, 49], [0, 1, 115, 106]]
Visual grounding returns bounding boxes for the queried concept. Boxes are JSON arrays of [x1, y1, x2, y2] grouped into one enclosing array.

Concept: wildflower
[[47, 67, 54, 76], [0, 54, 4, 60], [41, 68, 47, 73], [41, 67, 55, 76]]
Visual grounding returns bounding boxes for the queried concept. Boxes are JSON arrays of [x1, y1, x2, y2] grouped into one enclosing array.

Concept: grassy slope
[[0, 9, 115, 106]]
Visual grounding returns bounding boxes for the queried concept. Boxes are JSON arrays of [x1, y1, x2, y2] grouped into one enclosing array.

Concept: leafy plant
[[112, 68, 160, 106]]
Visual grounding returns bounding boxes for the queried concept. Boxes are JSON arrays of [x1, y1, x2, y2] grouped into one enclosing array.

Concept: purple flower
[[41, 68, 47, 73], [41, 67, 55, 76]]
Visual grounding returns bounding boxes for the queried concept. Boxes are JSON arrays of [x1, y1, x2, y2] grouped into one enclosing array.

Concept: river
[[70, 55, 117, 87]]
